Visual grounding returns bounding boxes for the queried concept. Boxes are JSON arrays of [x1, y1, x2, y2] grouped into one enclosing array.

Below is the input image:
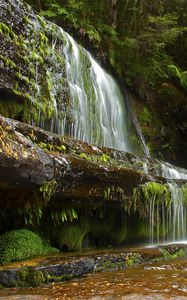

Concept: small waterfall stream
[[148, 182, 187, 244]]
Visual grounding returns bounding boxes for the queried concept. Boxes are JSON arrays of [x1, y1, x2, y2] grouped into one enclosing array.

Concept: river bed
[[0, 253, 187, 300]]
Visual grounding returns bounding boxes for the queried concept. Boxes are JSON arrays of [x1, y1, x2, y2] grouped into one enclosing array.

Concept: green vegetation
[[17, 267, 47, 287], [133, 182, 171, 218], [161, 248, 186, 259], [94, 259, 125, 272], [0, 229, 59, 264], [24, 0, 187, 166], [39, 179, 58, 202], [51, 208, 78, 224], [126, 253, 142, 267], [25, 0, 187, 97], [57, 220, 89, 250]]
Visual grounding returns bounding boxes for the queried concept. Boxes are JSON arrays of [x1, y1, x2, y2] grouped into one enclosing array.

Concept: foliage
[[39, 179, 57, 202], [51, 208, 78, 224], [126, 253, 142, 267], [133, 182, 171, 218], [25, 0, 187, 101], [0, 229, 59, 264], [168, 64, 187, 92]]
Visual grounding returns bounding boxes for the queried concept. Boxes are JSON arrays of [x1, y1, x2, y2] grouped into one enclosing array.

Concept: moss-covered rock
[[0, 0, 70, 126], [57, 220, 90, 251], [17, 267, 47, 287], [0, 229, 59, 264]]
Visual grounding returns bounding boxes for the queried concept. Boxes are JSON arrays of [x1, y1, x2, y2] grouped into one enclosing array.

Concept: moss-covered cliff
[[0, 0, 71, 129], [24, 0, 187, 167], [0, 0, 187, 259]]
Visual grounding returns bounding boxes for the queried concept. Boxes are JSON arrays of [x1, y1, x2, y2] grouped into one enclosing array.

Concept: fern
[[168, 64, 187, 92]]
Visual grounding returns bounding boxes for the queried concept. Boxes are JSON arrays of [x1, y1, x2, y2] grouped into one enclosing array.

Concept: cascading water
[[161, 162, 187, 180], [60, 29, 133, 152], [148, 183, 187, 244], [59, 28, 187, 244], [29, 13, 187, 245], [38, 26, 148, 155]]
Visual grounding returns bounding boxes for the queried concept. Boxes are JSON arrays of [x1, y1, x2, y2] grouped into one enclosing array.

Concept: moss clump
[[126, 253, 142, 267], [132, 182, 171, 218], [17, 267, 47, 287], [57, 221, 89, 251], [0, 229, 58, 264], [94, 259, 124, 272]]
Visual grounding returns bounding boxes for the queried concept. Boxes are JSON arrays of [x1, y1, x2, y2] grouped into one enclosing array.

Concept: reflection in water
[[0, 258, 187, 300]]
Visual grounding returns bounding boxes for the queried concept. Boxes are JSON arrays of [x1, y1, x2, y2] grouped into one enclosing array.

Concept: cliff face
[[24, 0, 187, 167], [1, 0, 187, 167], [0, 114, 187, 249], [0, 0, 71, 127], [0, 0, 187, 253]]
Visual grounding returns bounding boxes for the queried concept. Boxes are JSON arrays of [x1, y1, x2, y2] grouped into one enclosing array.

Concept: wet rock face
[[0, 0, 70, 125]]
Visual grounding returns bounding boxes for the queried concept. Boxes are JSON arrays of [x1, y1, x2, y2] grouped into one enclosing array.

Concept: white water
[[161, 162, 187, 180], [149, 182, 187, 244], [142, 160, 187, 180], [56, 29, 135, 152], [50, 27, 187, 246], [32, 18, 187, 244]]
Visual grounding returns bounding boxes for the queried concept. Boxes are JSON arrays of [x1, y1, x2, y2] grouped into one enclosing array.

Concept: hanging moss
[[132, 182, 171, 218]]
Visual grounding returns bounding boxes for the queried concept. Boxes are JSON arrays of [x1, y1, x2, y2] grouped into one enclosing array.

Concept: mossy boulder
[[0, 229, 58, 264], [17, 267, 47, 287]]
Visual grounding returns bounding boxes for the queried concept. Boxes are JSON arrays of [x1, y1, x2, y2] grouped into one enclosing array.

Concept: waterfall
[[148, 183, 187, 244], [60, 30, 133, 152], [38, 26, 149, 155], [33, 18, 187, 245], [161, 162, 187, 180]]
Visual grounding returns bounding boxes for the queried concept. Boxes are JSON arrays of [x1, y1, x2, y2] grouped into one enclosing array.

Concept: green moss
[[133, 182, 171, 216], [0, 229, 58, 264], [161, 248, 186, 259], [17, 267, 47, 287], [103, 186, 126, 202], [0, 55, 16, 69], [0, 99, 24, 120], [99, 154, 110, 163], [47, 273, 74, 283], [57, 220, 89, 250], [0, 22, 16, 40], [94, 260, 125, 272], [126, 253, 141, 267], [79, 152, 92, 160]]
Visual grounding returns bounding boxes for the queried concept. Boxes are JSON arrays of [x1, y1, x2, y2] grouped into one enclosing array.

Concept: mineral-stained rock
[[0, 114, 155, 207], [0, 114, 186, 208]]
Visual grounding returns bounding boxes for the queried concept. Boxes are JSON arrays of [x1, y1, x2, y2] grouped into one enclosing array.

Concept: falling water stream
[[40, 26, 148, 155], [61, 30, 134, 153], [43, 25, 187, 245]]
